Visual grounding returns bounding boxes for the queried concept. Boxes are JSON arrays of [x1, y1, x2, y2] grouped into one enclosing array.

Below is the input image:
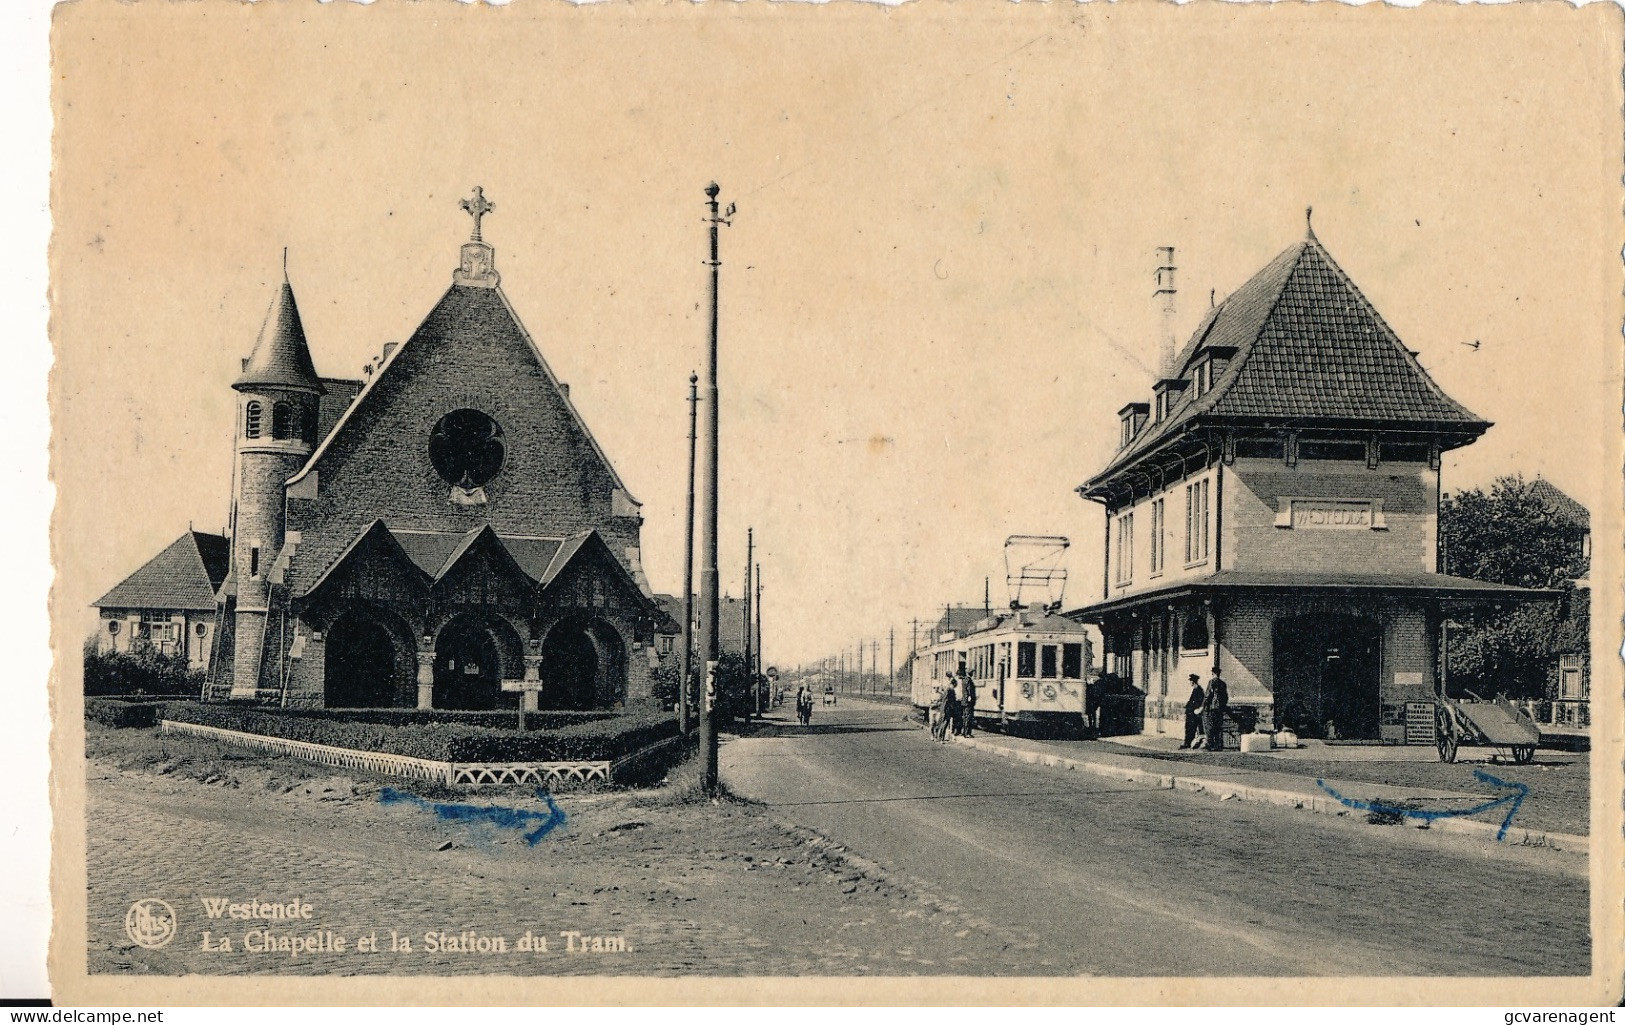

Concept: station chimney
[[1154, 245, 1177, 379]]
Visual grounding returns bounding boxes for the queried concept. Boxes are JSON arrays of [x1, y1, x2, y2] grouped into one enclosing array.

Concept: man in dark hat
[[1180, 673, 1206, 749]]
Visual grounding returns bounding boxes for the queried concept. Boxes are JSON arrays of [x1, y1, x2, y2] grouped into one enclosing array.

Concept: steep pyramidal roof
[[94, 531, 230, 611], [234, 277, 325, 394], [1087, 230, 1489, 489], [1529, 477, 1589, 531]]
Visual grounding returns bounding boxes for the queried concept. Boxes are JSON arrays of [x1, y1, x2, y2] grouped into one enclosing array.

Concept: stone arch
[[432, 611, 526, 711], [323, 606, 417, 708], [538, 615, 628, 710], [1272, 610, 1383, 740]]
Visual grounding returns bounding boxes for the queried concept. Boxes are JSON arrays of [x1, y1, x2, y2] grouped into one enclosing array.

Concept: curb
[[955, 735, 1589, 858]]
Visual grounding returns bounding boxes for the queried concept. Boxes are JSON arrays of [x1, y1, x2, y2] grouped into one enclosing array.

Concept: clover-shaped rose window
[[429, 409, 506, 489]]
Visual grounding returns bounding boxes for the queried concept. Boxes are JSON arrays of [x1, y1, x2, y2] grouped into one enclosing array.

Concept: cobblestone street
[[85, 727, 1033, 977]]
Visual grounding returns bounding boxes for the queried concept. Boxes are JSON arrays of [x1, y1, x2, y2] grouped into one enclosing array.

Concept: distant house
[[648, 593, 685, 660], [931, 605, 996, 644], [92, 530, 230, 671], [1529, 478, 1590, 729]]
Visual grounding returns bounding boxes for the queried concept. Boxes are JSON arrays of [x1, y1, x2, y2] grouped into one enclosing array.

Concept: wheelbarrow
[[1435, 691, 1541, 764]]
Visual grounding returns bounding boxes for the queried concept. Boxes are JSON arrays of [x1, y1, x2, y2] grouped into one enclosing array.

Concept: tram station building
[[1069, 223, 1549, 743]]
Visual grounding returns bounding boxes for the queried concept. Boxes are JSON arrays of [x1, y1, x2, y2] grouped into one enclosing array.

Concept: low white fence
[[157, 719, 650, 787]]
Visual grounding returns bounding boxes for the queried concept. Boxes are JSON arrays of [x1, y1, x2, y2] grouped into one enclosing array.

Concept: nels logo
[[124, 898, 177, 950]]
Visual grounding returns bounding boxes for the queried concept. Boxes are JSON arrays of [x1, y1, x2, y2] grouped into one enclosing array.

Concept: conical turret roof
[[234, 277, 324, 393]]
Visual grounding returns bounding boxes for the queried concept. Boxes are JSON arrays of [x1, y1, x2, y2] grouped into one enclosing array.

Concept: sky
[[50, 2, 1622, 669]]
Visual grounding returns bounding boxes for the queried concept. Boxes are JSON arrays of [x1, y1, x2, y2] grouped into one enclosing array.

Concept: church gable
[[283, 282, 643, 597], [540, 532, 654, 620], [298, 521, 429, 618], [430, 526, 536, 608]]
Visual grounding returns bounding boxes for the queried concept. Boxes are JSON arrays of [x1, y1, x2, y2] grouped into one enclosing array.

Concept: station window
[[244, 401, 262, 439], [1184, 479, 1210, 565], [1149, 498, 1166, 575], [1234, 436, 1283, 460], [1382, 442, 1431, 463], [1017, 642, 1037, 679], [1114, 512, 1135, 585], [271, 402, 294, 440], [1041, 645, 1059, 678], [1061, 643, 1083, 679], [1298, 439, 1367, 462], [1181, 612, 1210, 651]]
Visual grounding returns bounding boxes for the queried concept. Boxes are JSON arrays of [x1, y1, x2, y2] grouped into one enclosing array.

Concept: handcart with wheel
[[1435, 691, 1540, 764]]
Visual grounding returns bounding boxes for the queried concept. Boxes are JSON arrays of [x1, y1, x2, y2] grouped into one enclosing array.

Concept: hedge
[[83, 643, 203, 698], [269, 708, 614, 731], [86, 697, 170, 729], [158, 702, 678, 763]]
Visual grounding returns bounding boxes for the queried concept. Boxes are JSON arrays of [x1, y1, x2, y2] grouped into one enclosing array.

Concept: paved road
[[722, 699, 1589, 976]]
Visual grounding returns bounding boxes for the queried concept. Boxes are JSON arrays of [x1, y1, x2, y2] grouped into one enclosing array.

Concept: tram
[[909, 608, 1094, 734]]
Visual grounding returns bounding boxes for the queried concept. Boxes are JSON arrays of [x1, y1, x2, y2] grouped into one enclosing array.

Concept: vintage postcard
[[47, 0, 1623, 1006]]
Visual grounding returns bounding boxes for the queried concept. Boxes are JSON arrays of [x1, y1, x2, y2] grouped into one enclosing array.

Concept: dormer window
[[1153, 379, 1189, 423], [1190, 346, 1237, 399], [1117, 402, 1151, 449]]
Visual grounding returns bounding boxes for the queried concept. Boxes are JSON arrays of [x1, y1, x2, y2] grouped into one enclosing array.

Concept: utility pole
[[679, 372, 698, 735], [699, 181, 732, 793], [889, 625, 895, 695], [755, 562, 764, 714], [743, 528, 754, 719]]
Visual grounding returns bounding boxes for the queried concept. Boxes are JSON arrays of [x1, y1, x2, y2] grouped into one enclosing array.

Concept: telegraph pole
[[679, 372, 698, 735], [889, 625, 895, 695], [699, 182, 732, 793], [743, 528, 754, 719], [754, 562, 764, 713]]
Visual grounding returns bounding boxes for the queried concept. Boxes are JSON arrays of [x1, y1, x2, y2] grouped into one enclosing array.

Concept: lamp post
[[699, 182, 732, 793]]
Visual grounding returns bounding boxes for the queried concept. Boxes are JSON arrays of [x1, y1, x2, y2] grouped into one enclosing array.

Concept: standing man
[[1202, 673, 1229, 752], [960, 669, 977, 737], [1180, 673, 1206, 749]]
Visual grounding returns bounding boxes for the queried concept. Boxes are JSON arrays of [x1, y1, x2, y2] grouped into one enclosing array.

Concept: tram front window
[[1041, 645, 1059, 678], [1062, 643, 1083, 679]]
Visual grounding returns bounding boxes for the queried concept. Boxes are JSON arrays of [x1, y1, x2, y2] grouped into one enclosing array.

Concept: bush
[[85, 697, 168, 729], [267, 708, 613, 731], [83, 641, 204, 698], [159, 702, 678, 764]]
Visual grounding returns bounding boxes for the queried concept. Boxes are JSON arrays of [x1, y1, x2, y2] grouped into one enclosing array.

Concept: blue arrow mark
[[1316, 769, 1528, 841]]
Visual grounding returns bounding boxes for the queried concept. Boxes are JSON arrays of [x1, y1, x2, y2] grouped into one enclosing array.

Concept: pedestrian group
[[929, 667, 976, 741]]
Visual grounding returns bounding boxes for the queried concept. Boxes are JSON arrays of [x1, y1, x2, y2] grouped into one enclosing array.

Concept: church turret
[[226, 261, 323, 700]]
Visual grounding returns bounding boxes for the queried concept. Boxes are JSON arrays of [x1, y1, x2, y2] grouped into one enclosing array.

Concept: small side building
[[1069, 222, 1552, 743], [92, 530, 230, 671]]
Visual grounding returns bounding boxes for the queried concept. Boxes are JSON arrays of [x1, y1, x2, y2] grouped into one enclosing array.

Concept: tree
[[710, 650, 761, 725], [1439, 475, 1587, 700], [650, 656, 682, 712]]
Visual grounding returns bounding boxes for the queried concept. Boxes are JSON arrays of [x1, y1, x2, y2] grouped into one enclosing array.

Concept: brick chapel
[[98, 188, 678, 711]]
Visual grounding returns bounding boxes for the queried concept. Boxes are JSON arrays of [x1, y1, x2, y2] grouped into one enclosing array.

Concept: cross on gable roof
[[1084, 231, 1490, 495]]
